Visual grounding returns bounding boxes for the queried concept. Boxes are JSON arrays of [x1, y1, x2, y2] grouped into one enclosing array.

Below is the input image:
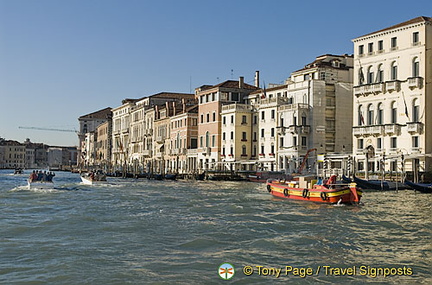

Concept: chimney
[[166, 102, 170, 116], [254, 71, 260, 87], [172, 101, 176, 115], [239, 76, 244, 89], [182, 98, 186, 113], [155, 105, 159, 119]]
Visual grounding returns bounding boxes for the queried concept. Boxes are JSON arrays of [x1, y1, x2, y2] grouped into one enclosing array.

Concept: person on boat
[[42, 171, 48, 181], [37, 170, 43, 181], [46, 172, 55, 182], [324, 175, 337, 188], [29, 171, 37, 182], [90, 171, 95, 181]]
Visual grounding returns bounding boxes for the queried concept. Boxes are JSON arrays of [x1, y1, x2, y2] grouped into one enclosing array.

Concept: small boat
[[352, 175, 409, 191], [164, 174, 177, 180], [404, 179, 432, 193], [27, 180, 54, 190], [266, 175, 362, 204], [248, 171, 292, 183], [14, 168, 23, 175], [80, 172, 107, 185]]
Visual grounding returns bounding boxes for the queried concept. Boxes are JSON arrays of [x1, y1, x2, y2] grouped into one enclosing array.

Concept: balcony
[[287, 125, 310, 134], [353, 125, 384, 137], [407, 122, 423, 134], [279, 103, 310, 112], [386, 80, 401, 92], [411, 147, 421, 153], [385, 124, 402, 135], [407, 77, 423, 89], [221, 103, 253, 113], [156, 135, 165, 143], [187, 149, 198, 156], [121, 127, 129, 134], [371, 83, 385, 94], [201, 147, 211, 155], [172, 148, 186, 155], [142, 150, 152, 157]]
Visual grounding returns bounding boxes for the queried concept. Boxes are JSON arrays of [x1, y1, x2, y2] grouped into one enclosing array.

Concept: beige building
[[352, 16, 432, 181], [195, 77, 259, 171], [0, 140, 26, 169], [95, 121, 112, 169]]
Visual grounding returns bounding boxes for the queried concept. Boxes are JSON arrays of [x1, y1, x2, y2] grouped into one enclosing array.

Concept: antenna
[[231, 69, 234, 79]]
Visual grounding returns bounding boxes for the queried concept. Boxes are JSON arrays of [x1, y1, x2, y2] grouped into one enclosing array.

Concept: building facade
[[352, 16, 432, 181]]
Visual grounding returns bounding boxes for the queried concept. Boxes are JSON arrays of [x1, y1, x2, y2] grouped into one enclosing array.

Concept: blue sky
[[1, 0, 431, 146]]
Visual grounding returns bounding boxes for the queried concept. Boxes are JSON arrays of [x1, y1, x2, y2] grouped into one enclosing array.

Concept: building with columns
[[352, 16, 432, 181]]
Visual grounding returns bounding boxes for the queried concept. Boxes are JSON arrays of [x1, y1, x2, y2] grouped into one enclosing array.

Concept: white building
[[352, 16, 432, 181]]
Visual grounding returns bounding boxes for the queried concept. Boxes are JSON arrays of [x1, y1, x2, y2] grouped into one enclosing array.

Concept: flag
[[359, 68, 365, 85], [359, 110, 365, 125], [261, 81, 266, 99], [402, 92, 410, 120]]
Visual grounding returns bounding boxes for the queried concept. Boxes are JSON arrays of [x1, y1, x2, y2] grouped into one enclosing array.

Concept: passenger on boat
[[29, 171, 37, 182], [46, 172, 55, 182], [37, 170, 43, 181], [324, 175, 337, 188]]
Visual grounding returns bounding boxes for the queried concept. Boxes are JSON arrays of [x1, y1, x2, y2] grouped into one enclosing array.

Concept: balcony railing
[[142, 150, 152, 157], [407, 77, 423, 89], [385, 124, 402, 135], [386, 80, 401, 92], [407, 122, 423, 134]]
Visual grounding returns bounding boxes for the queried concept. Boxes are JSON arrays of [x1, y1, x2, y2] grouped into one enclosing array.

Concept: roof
[[197, 80, 258, 92], [355, 16, 432, 39], [250, 84, 288, 95], [129, 92, 194, 102], [79, 107, 112, 120]]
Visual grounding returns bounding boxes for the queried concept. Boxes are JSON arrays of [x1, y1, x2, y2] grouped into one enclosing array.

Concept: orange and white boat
[[266, 175, 362, 205]]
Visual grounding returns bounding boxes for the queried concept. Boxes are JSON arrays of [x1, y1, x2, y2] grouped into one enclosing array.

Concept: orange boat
[[266, 175, 362, 205]]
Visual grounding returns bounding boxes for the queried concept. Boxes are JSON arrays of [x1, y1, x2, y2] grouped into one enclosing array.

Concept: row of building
[[78, 16, 432, 181], [0, 138, 78, 170]]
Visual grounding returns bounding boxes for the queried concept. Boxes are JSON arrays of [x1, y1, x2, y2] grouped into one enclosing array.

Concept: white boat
[[27, 180, 54, 190], [80, 173, 107, 185]]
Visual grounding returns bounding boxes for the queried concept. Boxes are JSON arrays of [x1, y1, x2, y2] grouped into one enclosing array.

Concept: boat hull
[[266, 180, 362, 204], [80, 176, 107, 185], [404, 180, 432, 193], [27, 180, 54, 190]]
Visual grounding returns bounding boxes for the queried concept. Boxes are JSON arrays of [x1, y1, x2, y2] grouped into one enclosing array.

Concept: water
[[0, 170, 431, 284]]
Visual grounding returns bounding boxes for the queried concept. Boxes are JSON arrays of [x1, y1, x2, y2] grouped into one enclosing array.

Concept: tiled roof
[[356, 16, 432, 39], [79, 107, 112, 119], [213, 80, 258, 90]]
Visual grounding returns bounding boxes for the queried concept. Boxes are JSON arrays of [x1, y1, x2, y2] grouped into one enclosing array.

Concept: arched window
[[377, 64, 384, 83], [391, 101, 397, 124], [391, 61, 398, 80], [367, 66, 374, 84], [359, 68, 365, 85], [205, 131, 209, 147], [358, 105, 365, 126], [301, 113, 307, 125], [377, 103, 384, 125], [412, 98, 420, 122], [412, 57, 420, 77], [367, 104, 374, 125], [242, 145, 247, 155]]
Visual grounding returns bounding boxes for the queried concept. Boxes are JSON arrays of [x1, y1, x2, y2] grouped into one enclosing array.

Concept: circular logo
[[218, 263, 235, 280]]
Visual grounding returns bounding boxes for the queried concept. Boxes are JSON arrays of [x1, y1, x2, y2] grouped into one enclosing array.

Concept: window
[[280, 137, 284, 147], [241, 115, 247, 124], [242, 145, 247, 156], [231, 115, 234, 124], [231, 92, 239, 101], [200, 114, 203, 124], [412, 136, 419, 148], [271, 110, 275, 119], [223, 116, 226, 125], [212, 135, 215, 147], [253, 146, 256, 157], [367, 104, 374, 125], [242, 132, 247, 141], [304, 74, 310, 81], [200, 136, 203, 147], [271, 128, 275, 137], [377, 138, 382, 150], [358, 139, 364, 150], [378, 40, 383, 51], [377, 64, 384, 82], [222, 132, 226, 141], [253, 132, 257, 141], [280, 117, 284, 127], [253, 115, 257, 124], [205, 132, 209, 147], [391, 137, 397, 149], [368, 42, 373, 54], [206, 113, 210, 122], [359, 45, 364, 55], [191, 138, 197, 148], [261, 145, 265, 155], [261, 129, 264, 138], [270, 144, 275, 154], [377, 103, 384, 124], [391, 62, 398, 80], [391, 37, 397, 49], [391, 102, 397, 124], [222, 146, 225, 155], [261, 111, 265, 120], [301, 115, 307, 125], [293, 136, 297, 146], [230, 146, 233, 155], [413, 99, 420, 122], [412, 57, 420, 77], [212, 112, 216, 122], [413, 32, 419, 44], [320, 72, 326, 80], [301, 136, 307, 146], [367, 66, 374, 84], [230, 131, 234, 140]]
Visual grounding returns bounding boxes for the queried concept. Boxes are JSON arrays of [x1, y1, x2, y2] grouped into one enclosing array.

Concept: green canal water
[[0, 170, 431, 284]]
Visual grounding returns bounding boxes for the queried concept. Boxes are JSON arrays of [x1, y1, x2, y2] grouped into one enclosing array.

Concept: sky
[[1, 0, 432, 146]]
